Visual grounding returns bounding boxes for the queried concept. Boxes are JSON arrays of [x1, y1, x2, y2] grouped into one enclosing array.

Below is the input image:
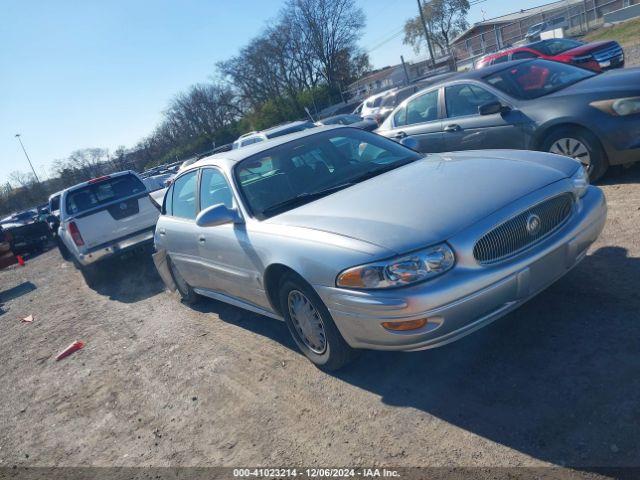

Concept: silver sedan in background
[[152, 126, 606, 370]]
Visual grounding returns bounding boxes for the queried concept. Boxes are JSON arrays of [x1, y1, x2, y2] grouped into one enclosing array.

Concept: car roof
[[185, 125, 349, 170], [260, 120, 313, 136], [62, 170, 138, 195], [452, 59, 531, 82]]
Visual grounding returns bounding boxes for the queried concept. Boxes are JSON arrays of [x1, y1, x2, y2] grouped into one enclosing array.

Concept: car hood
[[562, 40, 615, 56], [553, 67, 640, 97], [267, 150, 577, 254]]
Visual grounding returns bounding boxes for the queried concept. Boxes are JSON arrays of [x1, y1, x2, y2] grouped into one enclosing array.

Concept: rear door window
[[171, 171, 198, 220], [405, 90, 439, 125], [65, 175, 146, 215]]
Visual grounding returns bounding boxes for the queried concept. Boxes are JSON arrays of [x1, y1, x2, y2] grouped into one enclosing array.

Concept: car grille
[[593, 44, 623, 62], [473, 193, 574, 265]]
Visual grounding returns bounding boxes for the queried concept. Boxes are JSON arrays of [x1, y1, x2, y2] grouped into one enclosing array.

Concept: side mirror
[[479, 101, 510, 116], [400, 136, 420, 152], [196, 204, 242, 227]]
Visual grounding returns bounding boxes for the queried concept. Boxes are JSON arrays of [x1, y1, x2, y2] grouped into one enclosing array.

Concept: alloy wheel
[[549, 137, 591, 169], [287, 290, 327, 354]]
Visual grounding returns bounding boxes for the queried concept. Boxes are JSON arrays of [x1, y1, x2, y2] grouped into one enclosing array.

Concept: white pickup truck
[[58, 171, 159, 284]]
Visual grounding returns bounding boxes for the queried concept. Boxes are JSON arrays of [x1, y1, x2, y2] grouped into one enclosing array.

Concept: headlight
[[590, 97, 640, 116], [336, 244, 455, 289], [571, 164, 589, 198]]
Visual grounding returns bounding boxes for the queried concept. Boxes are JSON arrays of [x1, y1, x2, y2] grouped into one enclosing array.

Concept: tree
[[286, 0, 366, 90], [403, 0, 470, 56], [8, 171, 36, 188]]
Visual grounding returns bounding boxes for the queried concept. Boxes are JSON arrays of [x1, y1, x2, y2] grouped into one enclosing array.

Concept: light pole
[[14, 134, 40, 183]]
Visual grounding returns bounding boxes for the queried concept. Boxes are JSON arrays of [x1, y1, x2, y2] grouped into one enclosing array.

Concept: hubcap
[[549, 137, 591, 169], [287, 290, 326, 354]]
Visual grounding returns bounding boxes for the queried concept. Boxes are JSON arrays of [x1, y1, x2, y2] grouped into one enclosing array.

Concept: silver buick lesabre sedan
[[152, 126, 606, 370]]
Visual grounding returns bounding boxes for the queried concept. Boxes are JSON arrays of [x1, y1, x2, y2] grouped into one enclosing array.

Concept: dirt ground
[[1, 165, 639, 473]]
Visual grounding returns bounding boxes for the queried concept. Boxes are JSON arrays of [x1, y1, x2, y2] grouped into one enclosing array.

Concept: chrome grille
[[593, 44, 623, 62], [473, 193, 574, 265]]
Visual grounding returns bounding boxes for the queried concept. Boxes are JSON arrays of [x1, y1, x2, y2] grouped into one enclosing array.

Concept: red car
[[476, 38, 624, 72]]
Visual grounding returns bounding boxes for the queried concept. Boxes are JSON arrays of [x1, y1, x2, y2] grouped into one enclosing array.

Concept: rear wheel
[[542, 127, 608, 181], [278, 274, 357, 371], [168, 257, 198, 304], [57, 238, 72, 261]]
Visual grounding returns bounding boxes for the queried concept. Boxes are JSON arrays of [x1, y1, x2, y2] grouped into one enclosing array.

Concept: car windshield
[[65, 174, 146, 215], [483, 59, 595, 100], [235, 129, 422, 219]]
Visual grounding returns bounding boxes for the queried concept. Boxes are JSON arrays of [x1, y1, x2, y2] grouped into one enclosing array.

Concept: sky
[[0, 0, 544, 184]]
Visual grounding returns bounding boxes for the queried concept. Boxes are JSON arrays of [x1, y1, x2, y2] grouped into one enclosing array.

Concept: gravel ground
[[0, 165, 639, 474]]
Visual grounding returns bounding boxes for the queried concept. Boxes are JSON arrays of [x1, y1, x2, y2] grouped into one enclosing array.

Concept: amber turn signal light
[[381, 318, 428, 331]]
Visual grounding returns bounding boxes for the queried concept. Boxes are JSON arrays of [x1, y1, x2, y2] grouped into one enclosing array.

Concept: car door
[[158, 169, 203, 287], [385, 88, 445, 153], [442, 82, 529, 152], [195, 167, 266, 306]]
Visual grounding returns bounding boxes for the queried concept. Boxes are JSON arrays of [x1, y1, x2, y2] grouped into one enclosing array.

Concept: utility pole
[[416, 0, 436, 69], [400, 56, 411, 85], [14, 134, 40, 183]]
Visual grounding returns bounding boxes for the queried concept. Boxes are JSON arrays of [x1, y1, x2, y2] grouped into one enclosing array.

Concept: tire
[[57, 238, 72, 261], [278, 273, 357, 371], [167, 257, 198, 304], [542, 127, 608, 182]]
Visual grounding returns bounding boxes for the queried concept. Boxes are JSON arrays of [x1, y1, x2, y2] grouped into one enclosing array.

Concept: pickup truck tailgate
[[65, 174, 159, 249]]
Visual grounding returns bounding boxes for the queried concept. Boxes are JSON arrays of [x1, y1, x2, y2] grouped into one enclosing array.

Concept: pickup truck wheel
[[278, 274, 357, 371], [168, 257, 198, 304], [56, 238, 71, 261], [542, 128, 608, 182]]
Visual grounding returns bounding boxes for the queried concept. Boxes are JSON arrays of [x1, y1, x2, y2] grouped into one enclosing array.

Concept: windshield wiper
[[261, 183, 354, 217], [260, 158, 419, 218]]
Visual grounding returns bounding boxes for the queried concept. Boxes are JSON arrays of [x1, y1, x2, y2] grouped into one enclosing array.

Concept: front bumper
[[315, 185, 607, 351], [76, 228, 155, 266], [593, 113, 640, 166]]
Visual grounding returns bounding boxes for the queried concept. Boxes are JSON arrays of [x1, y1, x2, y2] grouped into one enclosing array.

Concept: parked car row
[[47, 38, 636, 370], [151, 126, 606, 370]]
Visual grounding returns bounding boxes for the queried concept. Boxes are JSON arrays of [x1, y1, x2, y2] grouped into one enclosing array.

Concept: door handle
[[393, 131, 407, 140], [198, 235, 206, 244], [444, 124, 461, 132], [158, 228, 166, 235]]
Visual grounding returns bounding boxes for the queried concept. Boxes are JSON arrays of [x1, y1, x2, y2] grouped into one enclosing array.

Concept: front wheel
[[278, 274, 357, 371], [542, 128, 608, 182]]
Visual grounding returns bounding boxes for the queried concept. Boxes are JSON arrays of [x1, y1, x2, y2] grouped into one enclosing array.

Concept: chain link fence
[[452, 0, 639, 68]]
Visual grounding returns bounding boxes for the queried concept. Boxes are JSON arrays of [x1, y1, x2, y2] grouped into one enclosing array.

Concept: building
[[346, 65, 406, 99], [450, 0, 639, 69]]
